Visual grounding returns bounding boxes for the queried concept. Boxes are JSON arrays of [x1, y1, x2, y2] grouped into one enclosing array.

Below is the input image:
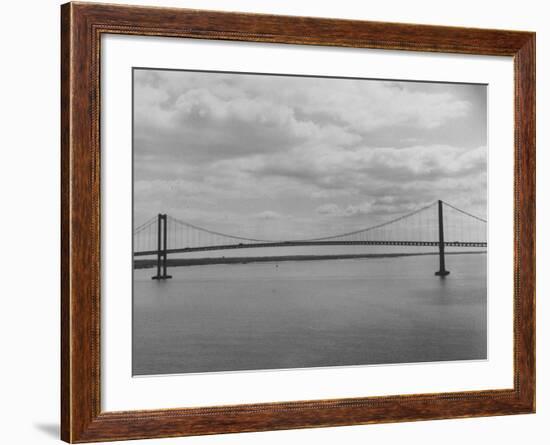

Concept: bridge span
[[134, 240, 487, 257], [133, 200, 487, 279]]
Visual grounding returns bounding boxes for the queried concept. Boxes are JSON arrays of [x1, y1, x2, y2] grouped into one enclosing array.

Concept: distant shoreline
[[133, 250, 487, 270]]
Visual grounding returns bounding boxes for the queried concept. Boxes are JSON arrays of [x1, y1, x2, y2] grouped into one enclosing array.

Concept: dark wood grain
[[60, 4, 71, 441], [61, 2, 536, 442]]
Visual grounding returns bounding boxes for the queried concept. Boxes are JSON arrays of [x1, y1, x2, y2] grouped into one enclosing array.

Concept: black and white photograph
[[3, 0, 544, 443], [132, 68, 488, 376]]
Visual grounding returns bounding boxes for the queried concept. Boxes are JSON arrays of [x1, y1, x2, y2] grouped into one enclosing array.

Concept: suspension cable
[[442, 201, 487, 223]]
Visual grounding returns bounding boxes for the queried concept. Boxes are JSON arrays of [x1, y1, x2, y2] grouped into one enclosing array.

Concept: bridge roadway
[[134, 240, 487, 257]]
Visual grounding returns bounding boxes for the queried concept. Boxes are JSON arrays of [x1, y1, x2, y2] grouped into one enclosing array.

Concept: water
[[133, 252, 487, 375]]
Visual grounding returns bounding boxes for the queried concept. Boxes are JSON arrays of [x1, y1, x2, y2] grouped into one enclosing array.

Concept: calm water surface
[[133, 252, 487, 375]]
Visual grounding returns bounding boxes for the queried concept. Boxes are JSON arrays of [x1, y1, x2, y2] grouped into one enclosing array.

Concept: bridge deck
[[134, 240, 487, 257]]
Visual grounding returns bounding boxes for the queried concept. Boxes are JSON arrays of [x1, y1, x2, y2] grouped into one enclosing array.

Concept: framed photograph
[[61, 2, 535, 442]]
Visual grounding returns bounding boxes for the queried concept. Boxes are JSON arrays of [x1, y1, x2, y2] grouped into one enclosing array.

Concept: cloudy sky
[[133, 69, 486, 240]]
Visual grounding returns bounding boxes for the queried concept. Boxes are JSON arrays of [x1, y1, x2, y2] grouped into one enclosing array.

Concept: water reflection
[[133, 253, 487, 375]]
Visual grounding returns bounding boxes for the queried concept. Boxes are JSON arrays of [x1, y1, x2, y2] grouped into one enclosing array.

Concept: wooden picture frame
[[61, 2, 535, 442]]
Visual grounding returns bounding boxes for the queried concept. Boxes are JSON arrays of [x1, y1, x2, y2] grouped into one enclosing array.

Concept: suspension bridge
[[133, 200, 487, 279]]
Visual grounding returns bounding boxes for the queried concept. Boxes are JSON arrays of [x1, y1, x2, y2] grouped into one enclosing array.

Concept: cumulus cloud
[[316, 203, 341, 216], [133, 69, 487, 238], [316, 202, 375, 218]]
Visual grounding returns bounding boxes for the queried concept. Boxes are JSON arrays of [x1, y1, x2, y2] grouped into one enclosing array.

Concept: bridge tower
[[435, 200, 450, 277], [152, 213, 172, 280]]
